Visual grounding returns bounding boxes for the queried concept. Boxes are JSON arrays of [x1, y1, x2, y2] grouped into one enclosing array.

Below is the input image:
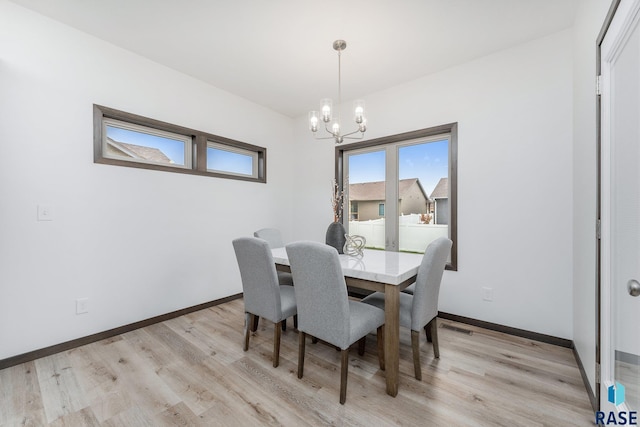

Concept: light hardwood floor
[[616, 360, 639, 409], [1, 299, 595, 426]]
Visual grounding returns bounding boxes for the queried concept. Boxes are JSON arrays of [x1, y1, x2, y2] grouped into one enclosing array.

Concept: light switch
[[76, 298, 89, 314], [37, 204, 54, 221]]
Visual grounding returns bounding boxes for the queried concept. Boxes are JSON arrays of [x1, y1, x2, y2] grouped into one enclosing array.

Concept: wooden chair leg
[[293, 315, 298, 329], [411, 330, 422, 381], [340, 349, 349, 405], [311, 336, 318, 344], [251, 315, 260, 332], [358, 336, 366, 356], [425, 322, 432, 342], [298, 332, 306, 379], [430, 318, 440, 359], [377, 325, 385, 371], [281, 320, 286, 331], [273, 321, 282, 368], [244, 313, 254, 351]]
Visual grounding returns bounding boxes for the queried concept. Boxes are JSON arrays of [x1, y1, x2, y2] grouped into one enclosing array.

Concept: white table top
[[271, 247, 424, 286]]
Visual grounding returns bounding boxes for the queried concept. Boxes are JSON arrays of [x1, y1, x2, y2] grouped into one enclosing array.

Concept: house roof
[[430, 178, 448, 199], [107, 138, 173, 164], [349, 178, 427, 202]]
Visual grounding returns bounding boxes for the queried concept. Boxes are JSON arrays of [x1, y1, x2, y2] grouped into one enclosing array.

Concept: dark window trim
[[93, 104, 267, 183], [335, 123, 458, 270]]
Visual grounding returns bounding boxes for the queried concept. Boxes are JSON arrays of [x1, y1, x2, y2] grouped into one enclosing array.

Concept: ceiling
[[10, 0, 578, 118]]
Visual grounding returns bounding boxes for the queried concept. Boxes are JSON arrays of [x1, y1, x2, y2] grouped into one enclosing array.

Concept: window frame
[[94, 104, 267, 183], [350, 201, 359, 220], [336, 123, 458, 270]]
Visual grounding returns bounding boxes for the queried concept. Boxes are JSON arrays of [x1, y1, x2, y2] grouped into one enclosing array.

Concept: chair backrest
[[232, 237, 282, 322], [411, 237, 453, 331], [286, 241, 350, 348], [253, 228, 285, 249]]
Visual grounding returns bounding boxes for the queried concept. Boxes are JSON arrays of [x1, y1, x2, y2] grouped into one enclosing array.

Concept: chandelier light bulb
[[354, 100, 365, 123], [309, 111, 319, 132], [332, 120, 341, 135], [321, 99, 333, 122]]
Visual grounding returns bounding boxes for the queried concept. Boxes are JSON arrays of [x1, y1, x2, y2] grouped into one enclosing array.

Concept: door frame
[[597, 0, 622, 411], [596, 0, 640, 413]]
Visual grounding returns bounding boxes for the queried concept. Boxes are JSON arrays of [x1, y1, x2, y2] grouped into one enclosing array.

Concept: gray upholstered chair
[[286, 241, 385, 404], [253, 228, 294, 331], [232, 237, 297, 368], [254, 228, 294, 287], [362, 237, 452, 381], [402, 282, 416, 295], [253, 228, 285, 248]]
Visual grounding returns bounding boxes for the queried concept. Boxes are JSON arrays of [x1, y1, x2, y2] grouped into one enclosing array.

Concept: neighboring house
[[106, 137, 173, 164], [349, 178, 429, 221], [429, 177, 449, 225]]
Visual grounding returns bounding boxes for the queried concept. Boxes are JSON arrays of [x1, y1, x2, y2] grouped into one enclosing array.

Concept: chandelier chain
[[337, 48, 342, 112]]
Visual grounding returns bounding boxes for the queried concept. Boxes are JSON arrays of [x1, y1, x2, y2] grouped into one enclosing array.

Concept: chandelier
[[308, 40, 367, 144]]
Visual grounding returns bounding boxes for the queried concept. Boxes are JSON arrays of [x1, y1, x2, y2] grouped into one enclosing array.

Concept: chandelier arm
[[313, 133, 339, 141], [323, 122, 337, 136], [340, 129, 365, 138]]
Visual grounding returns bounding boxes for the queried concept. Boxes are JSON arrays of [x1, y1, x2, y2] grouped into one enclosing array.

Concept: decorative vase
[[325, 222, 347, 254]]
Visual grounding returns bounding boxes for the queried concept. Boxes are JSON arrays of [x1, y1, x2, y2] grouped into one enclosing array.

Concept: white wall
[[0, 1, 294, 360], [293, 30, 575, 338], [0, 0, 613, 373], [572, 0, 622, 398]]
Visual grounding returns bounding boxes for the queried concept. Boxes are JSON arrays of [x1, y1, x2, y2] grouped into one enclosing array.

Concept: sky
[[206, 147, 253, 175], [347, 139, 448, 196], [106, 125, 253, 175], [107, 126, 187, 164], [107, 125, 447, 187]]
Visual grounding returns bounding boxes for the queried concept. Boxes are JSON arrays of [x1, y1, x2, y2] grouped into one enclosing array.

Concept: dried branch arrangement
[[331, 178, 347, 223]]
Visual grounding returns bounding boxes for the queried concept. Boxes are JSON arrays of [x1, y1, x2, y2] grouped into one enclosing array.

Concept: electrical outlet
[[37, 204, 54, 221], [482, 287, 493, 302], [76, 298, 89, 314]]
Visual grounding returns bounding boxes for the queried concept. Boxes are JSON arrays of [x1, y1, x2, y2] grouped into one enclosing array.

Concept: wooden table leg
[[384, 283, 400, 396]]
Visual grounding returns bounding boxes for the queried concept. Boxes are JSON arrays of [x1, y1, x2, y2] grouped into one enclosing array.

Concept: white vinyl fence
[[348, 214, 448, 253]]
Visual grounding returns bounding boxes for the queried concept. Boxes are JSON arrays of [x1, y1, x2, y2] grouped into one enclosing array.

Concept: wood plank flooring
[[616, 360, 639, 409], [0, 299, 595, 426]]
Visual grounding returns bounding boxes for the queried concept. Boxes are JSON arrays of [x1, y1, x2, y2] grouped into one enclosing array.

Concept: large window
[[337, 123, 457, 270], [94, 105, 266, 183]]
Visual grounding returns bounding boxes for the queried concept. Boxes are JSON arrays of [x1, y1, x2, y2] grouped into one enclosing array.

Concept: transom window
[[103, 119, 192, 168], [94, 105, 266, 183], [206, 142, 258, 178]]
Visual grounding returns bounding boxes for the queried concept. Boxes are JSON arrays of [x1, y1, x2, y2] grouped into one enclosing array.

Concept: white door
[[600, 0, 640, 413]]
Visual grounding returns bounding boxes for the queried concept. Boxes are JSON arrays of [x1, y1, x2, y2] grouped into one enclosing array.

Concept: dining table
[[271, 246, 425, 397]]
